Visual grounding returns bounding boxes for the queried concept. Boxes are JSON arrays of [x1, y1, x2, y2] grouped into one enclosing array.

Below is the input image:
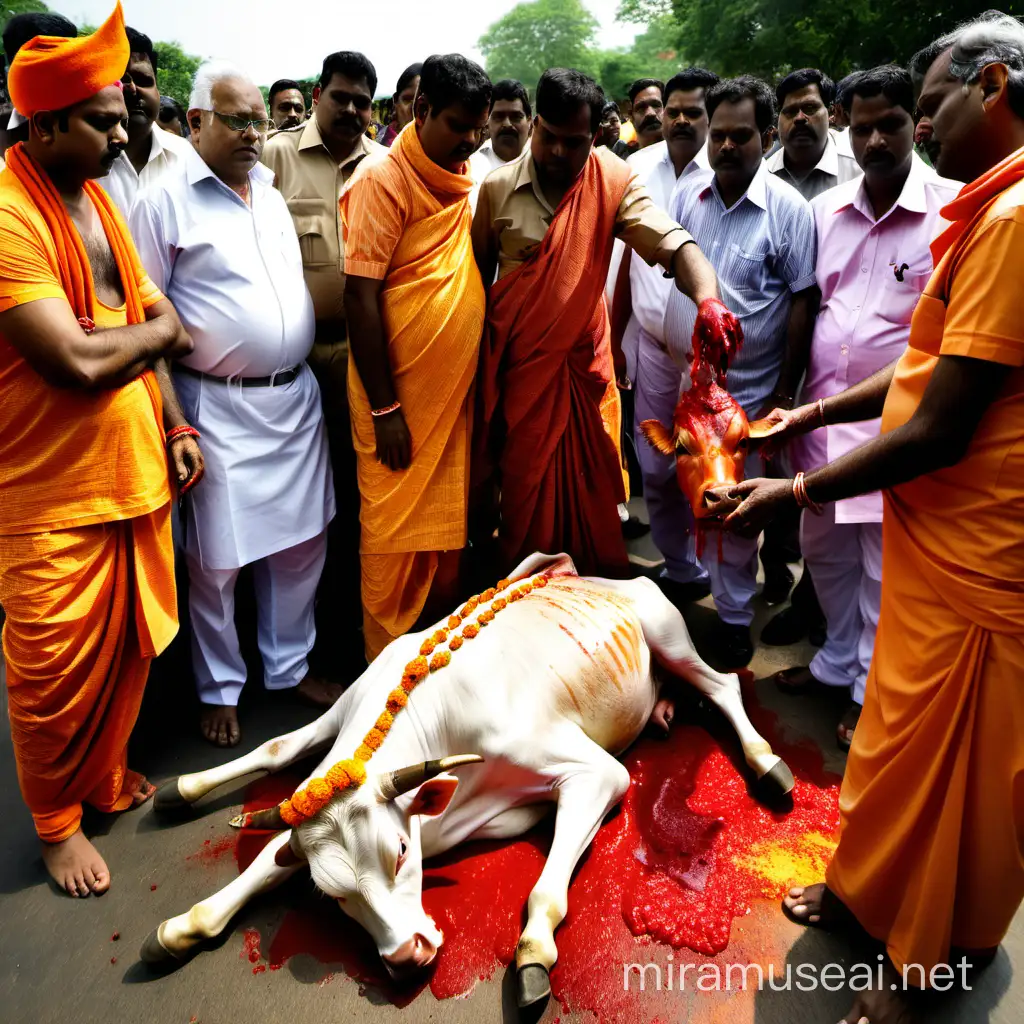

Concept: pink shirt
[[794, 156, 961, 522]]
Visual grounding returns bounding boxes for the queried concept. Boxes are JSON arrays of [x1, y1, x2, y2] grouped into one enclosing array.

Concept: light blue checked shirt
[[666, 162, 817, 416]]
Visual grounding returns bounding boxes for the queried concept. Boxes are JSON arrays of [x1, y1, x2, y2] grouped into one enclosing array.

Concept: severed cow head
[[640, 380, 751, 518]]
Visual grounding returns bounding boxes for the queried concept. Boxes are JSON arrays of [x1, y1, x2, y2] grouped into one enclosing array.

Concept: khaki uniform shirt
[[261, 118, 387, 329], [473, 147, 692, 281]]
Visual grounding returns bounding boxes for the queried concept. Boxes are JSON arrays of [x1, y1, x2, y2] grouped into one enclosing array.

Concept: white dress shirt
[[101, 124, 193, 218], [765, 130, 862, 202], [130, 145, 334, 571], [469, 139, 514, 215]]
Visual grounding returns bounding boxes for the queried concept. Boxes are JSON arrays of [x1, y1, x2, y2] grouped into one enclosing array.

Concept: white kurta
[[131, 148, 335, 571]]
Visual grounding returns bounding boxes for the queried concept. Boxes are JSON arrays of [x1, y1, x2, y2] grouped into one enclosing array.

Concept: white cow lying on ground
[[142, 552, 793, 1007]]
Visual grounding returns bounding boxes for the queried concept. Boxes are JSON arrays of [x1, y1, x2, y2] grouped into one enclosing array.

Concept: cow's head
[[640, 380, 751, 518], [292, 755, 481, 977]]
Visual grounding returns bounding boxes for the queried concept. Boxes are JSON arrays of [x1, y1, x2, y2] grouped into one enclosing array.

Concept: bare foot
[[838, 702, 862, 751], [648, 696, 675, 735], [200, 704, 241, 747], [782, 882, 856, 929], [124, 769, 156, 807], [41, 830, 110, 898], [294, 673, 345, 709], [842, 960, 918, 1023], [775, 666, 826, 695]]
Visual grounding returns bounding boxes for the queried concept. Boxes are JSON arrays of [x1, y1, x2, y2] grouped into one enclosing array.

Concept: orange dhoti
[[0, 504, 177, 842], [341, 125, 485, 661]]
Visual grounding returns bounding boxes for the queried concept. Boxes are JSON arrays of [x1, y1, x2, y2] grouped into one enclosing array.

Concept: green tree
[[479, 0, 600, 91], [153, 41, 202, 107], [594, 16, 681, 100], [1, 0, 51, 32]]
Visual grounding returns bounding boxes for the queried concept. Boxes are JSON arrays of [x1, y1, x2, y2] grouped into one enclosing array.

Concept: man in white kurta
[[131, 65, 335, 746]]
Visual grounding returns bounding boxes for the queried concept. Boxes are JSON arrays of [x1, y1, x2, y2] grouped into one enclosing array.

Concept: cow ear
[[639, 419, 675, 456], [406, 775, 459, 817]]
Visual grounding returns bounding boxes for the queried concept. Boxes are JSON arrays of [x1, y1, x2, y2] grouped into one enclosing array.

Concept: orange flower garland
[[277, 571, 550, 827]]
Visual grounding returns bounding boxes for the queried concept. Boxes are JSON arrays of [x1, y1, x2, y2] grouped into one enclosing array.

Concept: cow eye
[[675, 440, 692, 456], [396, 838, 408, 875]]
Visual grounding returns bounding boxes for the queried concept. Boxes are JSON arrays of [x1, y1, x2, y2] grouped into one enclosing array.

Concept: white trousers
[[633, 329, 708, 586], [188, 529, 327, 706], [801, 505, 882, 706]]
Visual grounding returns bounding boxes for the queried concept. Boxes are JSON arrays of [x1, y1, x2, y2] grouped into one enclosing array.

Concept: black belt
[[177, 363, 302, 387]]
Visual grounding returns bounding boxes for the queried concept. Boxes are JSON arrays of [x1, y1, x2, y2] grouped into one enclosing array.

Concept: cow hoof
[[758, 758, 795, 799], [153, 779, 193, 815], [139, 928, 183, 967], [516, 963, 551, 1008]]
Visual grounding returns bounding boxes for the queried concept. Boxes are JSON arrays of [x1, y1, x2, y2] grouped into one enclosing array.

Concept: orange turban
[[8, 2, 129, 118]]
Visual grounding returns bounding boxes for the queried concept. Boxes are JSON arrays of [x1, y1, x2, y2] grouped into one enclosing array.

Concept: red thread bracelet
[[165, 424, 200, 446]]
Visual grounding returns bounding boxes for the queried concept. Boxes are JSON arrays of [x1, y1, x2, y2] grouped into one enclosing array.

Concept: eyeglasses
[[209, 111, 275, 134]]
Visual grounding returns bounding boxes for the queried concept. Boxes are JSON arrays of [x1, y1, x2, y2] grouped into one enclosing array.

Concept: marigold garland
[[278, 570, 551, 826]]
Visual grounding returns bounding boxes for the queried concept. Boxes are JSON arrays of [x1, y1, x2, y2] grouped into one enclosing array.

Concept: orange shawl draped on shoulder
[[0, 143, 176, 842], [477, 150, 632, 576], [825, 148, 1024, 980]]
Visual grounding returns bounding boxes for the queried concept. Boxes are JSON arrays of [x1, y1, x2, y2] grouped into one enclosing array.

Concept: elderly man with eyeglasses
[[130, 61, 338, 748]]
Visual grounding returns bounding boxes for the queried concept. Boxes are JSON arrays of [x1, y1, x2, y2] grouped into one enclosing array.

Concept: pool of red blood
[[228, 675, 840, 1019]]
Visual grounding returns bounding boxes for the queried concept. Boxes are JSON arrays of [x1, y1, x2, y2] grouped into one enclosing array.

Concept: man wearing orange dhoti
[[0, 2, 199, 897], [341, 54, 491, 661], [472, 68, 739, 578], [716, 13, 1024, 1023]]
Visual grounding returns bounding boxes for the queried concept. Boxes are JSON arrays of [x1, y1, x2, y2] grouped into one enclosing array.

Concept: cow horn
[[229, 805, 288, 831], [378, 754, 485, 801]]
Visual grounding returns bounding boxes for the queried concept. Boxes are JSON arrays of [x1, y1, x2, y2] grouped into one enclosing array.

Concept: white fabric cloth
[[189, 529, 327, 705], [130, 145, 334, 571], [7, 108, 26, 130], [469, 140, 513, 215], [101, 124, 192, 218], [801, 505, 882, 706]]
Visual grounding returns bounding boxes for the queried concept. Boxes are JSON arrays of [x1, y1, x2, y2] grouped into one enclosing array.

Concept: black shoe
[[760, 606, 807, 646], [709, 620, 754, 669], [809, 617, 827, 647], [621, 515, 651, 540], [761, 566, 795, 606], [655, 574, 712, 607]]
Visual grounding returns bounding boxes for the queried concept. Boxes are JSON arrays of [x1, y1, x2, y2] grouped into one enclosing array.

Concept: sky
[[51, 0, 642, 96]]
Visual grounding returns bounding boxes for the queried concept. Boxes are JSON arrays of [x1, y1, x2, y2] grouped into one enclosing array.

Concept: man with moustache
[[0, 2, 196, 897], [665, 76, 817, 667], [720, 15, 1024, 1023], [613, 77, 665, 158], [764, 65, 961, 749], [262, 51, 385, 675], [341, 54, 492, 660], [609, 68, 719, 608], [268, 78, 306, 129], [101, 26, 192, 218], [473, 68, 737, 580], [767, 68, 861, 201], [469, 78, 531, 212], [131, 62, 336, 746]]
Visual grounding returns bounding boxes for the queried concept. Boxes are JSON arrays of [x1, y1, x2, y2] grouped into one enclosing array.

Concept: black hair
[[3, 12, 77, 64], [491, 78, 531, 118], [125, 26, 157, 73], [775, 67, 836, 109], [418, 54, 491, 117], [600, 99, 621, 120], [834, 72, 857, 114], [395, 62, 423, 96], [842, 65, 915, 117], [536, 67, 606, 133], [158, 95, 187, 135], [319, 51, 377, 95], [664, 67, 720, 103], [706, 75, 777, 134], [268, 79, 303, 107], [628, 77, 664, 104]]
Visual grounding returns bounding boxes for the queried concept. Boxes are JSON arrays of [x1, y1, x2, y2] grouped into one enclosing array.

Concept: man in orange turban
[[0, 2, 201, 897]]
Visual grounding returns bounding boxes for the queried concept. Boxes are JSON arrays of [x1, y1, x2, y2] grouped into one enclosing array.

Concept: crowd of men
[[1, 4, 1023, 1023]]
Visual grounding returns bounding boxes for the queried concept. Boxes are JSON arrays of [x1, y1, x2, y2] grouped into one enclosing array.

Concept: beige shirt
[[261, 117, 387, 327], [472, 146, 692, 281]]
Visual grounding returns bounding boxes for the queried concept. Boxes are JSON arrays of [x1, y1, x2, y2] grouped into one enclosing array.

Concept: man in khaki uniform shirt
[[262, 50, 385, 670], [471, 68, 733, 579]]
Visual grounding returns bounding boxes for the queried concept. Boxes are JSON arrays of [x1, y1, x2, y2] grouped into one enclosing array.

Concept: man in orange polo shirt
[[718, 14, 1024, 1022], [0, 3, 198, 897]]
